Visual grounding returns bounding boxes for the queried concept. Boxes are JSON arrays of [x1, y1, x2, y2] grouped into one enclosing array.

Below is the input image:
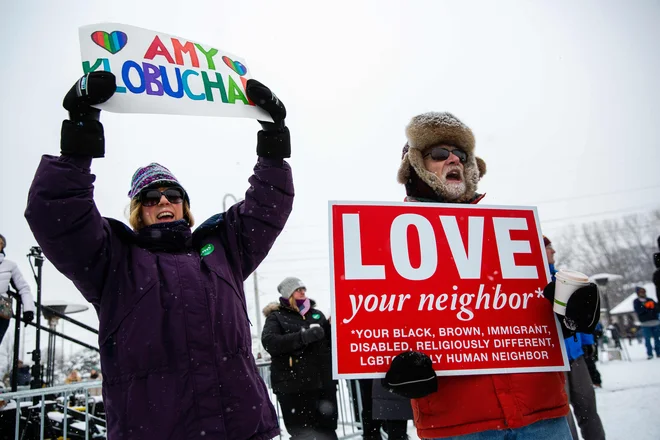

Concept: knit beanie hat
[[397, 112, 486, 203], [277, 277, 306, 299], [543, 236, 551, 247], [127, 163, 189, 204]]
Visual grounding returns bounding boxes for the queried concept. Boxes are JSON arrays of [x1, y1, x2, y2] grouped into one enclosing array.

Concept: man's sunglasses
[[139, 187, 185, 207], [423, 146, 468, 163]]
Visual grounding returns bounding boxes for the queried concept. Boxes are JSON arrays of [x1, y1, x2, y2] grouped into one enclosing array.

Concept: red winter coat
[[404, 195, 569, 439], [412, 372, 568, 438]]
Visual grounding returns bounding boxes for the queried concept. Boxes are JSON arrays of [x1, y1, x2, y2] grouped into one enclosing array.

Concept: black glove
[[382, 351, 437, 399], [22, 311, 34, 324], [61, 72, 116, 158], [300, 325, 325, 345], [543, 281, 601, 338], [245, 79, 290, 159]]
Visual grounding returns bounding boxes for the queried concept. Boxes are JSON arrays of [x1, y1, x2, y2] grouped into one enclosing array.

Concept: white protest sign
[[79, 23, 271, 121]]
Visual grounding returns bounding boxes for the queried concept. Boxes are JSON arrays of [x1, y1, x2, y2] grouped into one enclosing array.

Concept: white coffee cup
[[553, 269, 590, 315]]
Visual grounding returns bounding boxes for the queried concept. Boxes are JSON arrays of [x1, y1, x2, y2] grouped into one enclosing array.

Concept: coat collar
[[404, 193, 485, 204], [106, 218, 193, 253], [263, 299, 318, 317]]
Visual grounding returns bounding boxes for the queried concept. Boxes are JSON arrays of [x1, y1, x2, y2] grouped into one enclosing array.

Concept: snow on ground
[[589, 341, 659, 440], [402, 341, 659, 440]]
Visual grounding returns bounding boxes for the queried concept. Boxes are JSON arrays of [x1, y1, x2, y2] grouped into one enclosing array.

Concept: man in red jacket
[[383, 112, 600, 440]]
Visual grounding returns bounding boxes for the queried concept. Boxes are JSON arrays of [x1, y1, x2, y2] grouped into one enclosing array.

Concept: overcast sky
[[1, 0, 659, 360]]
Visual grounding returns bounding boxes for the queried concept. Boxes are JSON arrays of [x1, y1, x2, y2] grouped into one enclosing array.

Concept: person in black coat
[[632, 286, 660, 359], [261, 277, 338, 439], [653, 252, 660, 305], [356, 378, 411, 440]]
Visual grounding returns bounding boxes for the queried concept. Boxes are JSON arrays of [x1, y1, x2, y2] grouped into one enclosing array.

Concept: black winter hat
[[382, 351, 437, 399]]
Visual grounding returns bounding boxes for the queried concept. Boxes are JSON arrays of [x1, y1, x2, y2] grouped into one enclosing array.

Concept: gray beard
[[436, 178, 467, 201], [406, 150, 481, 203]]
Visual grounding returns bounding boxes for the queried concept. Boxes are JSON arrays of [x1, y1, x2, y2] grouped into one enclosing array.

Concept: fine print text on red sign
[[329, 202, 568, 378]]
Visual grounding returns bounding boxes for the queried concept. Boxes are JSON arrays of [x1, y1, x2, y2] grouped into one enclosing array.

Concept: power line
[[529, 184, 660, 206], [541, 205, 660, 224]]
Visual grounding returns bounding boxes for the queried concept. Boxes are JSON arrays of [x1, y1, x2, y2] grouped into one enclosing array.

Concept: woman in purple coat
[[24, 72, 294, 440]]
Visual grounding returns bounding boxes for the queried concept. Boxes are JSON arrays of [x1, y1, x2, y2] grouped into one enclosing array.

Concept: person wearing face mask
[[24, 71, 294, 440], [0, 233, 35, 346], [261, 277, 338, 440]]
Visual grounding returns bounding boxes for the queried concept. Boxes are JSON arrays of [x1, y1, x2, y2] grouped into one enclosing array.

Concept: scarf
[[279, 297, 312, 316], [135, 219, 192, 252]]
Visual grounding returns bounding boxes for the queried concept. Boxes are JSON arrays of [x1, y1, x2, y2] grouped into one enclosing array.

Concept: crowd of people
[[0, 70, 658, 440]]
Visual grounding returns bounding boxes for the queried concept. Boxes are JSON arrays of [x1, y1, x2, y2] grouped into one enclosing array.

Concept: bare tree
[[554, 209, 660, 307]]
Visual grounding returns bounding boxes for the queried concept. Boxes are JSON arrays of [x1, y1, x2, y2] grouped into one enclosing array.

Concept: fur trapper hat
[[397, 112, 486, 202]]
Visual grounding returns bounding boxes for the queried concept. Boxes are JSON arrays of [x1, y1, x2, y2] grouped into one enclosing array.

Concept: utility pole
[[28, 246, 44, 390], [253, 271, 262, 340]]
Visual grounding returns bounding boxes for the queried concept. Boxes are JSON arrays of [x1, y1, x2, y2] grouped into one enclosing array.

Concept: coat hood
[[263, 299, 318, 317]]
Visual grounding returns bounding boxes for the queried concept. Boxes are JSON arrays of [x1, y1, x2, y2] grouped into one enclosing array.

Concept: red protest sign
[[329, 202, 569, 378]]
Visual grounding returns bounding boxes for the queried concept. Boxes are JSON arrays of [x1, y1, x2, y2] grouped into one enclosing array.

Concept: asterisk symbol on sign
[[536, 287, 545, 298]]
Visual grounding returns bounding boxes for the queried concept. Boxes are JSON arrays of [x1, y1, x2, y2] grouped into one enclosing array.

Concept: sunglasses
[[139, 187, 185, 207], [423, 146, 468, 163]]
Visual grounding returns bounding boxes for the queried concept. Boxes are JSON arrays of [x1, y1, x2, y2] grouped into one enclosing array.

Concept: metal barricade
[[1, 365, 364, 439], [256, 362, 364, 439], [0, 380, 104, 440]]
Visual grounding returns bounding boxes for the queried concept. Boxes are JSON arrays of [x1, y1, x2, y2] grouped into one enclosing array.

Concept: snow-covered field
[[402, 341, 658, 440], [587, 341, 659, 440]]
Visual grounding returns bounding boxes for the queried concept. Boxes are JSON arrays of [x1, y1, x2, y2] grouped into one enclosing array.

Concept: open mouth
[[156, 211, 175, 220], [445, 170, 462, 182]]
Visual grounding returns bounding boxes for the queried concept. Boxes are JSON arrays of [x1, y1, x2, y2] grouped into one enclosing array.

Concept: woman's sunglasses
[[139, 187, 185, 207], [423, 146, 468, 164]]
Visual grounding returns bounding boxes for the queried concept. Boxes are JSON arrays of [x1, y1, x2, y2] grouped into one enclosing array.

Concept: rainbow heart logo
[[222, 56, 247, 76], [91, 31, 128, 54]]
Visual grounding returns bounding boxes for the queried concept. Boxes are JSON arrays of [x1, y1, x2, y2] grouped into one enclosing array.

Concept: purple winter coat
[[25, 154, 294, 440]]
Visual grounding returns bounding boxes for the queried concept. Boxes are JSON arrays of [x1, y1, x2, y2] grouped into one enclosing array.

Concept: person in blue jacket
[[545, 236, 605, 440], [632, 286, 660, 359]]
